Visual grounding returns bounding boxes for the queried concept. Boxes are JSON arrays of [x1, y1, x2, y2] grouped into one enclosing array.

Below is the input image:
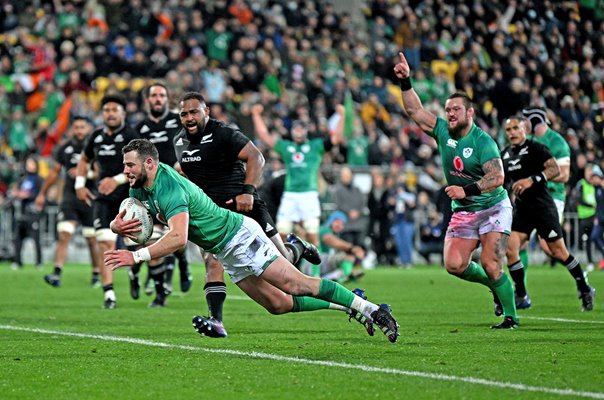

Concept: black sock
[[562, 254, 590, 292], [177, 252, 189, 276], [285, 242, 301, 264], [54, 266, 62, 276], [164, 255, 175, 284], [102, 284, 113, 292], [92, 271, 100, 280], [204, 281, 226, 321], [164, 265, 174, 285], [149, 262, 166, 297], [508, 260, 526, 297], [130, 262, 142, 277]]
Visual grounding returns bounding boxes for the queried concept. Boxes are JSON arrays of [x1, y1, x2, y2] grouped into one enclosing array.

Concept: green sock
[[340, 260, 354, 280], [292, 296, 332, 312], [310, 263, 321, 277], [460, 261, 491, 287], [519, 248, 529, 286], [317, 278, 355, 308], [491, 273, 517, 321]]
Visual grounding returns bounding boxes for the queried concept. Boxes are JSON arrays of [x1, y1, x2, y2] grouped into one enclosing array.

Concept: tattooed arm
[[476, 158, 505, 193], [445, 158, 504, 199], [542, 157, 561, 181], [510, 157, 560, 196]]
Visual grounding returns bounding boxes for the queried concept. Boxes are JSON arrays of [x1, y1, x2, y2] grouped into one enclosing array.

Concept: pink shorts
[[446, 198, 512, 240]]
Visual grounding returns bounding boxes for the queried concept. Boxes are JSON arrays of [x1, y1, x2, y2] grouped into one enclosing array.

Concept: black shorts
[[93, 197, 123, 231], [512, 203, 564, 242], [58, 197, 94, 228], [217, 196, 278, 238]]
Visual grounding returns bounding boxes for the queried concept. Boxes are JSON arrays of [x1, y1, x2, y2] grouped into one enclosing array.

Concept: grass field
[[1, 262, 603, 399]]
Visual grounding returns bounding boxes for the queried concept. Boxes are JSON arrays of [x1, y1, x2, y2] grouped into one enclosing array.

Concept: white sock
[[351, 296, 378, 319], [104, 289, 116, 301], [327, 303, 348, 312]]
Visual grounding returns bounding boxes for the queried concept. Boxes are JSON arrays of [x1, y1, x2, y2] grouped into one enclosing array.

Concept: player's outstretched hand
[[104, 249, 135, 270], [393, 51, 411, 80]]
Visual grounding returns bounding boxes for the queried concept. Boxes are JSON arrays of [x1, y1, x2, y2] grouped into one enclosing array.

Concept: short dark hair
[[179, 91, 206, 105], [101, 93, 127, 110], [447, 92, 474, 109], [72, 115, 92, 124], [122, 139, 159, 163], [144, 82, 169, 98]]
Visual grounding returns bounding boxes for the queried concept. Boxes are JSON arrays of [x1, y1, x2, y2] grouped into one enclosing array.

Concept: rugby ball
[[118, 197, 154, 244]]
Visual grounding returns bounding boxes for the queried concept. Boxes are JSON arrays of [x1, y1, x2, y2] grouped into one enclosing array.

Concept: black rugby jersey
[[501, 139, 555, 208], [82, 124, 140, 200], [53, 137, 94, 199], [136, 111, 180, 167], [173, 118, 250, 202]]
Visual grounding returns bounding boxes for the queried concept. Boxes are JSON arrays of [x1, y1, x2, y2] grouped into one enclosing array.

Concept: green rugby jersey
[[429, 118, 508, 212], [130, 163, 243, 254], [274, 138, 325, 192], [531, 127, 570, 202]]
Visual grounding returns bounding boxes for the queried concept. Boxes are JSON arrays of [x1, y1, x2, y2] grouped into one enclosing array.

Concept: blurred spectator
[[590, 166, 604, 270], [391, 175, 416, 268], [318, 211, 366, 283], [8, 107, 30, 162], [417, 209, 444, 265], [10, 155, 43, 269], [331, 166, 366, 246], [367, 167, 394, 264], [572, 164, 598, 270]]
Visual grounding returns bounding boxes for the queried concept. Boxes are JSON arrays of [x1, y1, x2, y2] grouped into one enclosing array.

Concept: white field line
[[1, 324, 603, 399], [521, 316, 604, 324], [230, 295, 604, 325]]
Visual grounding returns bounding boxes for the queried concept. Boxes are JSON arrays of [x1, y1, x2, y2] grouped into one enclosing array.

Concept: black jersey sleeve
[[531, 140, 554, 168], [223, 125, 250, 158]]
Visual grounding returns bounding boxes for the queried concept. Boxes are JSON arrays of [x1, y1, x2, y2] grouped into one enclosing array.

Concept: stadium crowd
[[0, 0, 603, 267]]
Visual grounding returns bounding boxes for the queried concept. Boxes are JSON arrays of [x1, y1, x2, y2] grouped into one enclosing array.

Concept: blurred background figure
[[11, 156, 43, 269], [317, 211, 366, 283], [331, 165, 367, 247], [417, 209, 444, 265]]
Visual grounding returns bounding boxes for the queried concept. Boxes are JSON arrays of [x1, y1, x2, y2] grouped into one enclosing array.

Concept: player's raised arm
[[251, 104, 278, 148], [393, 51, 437, 133]]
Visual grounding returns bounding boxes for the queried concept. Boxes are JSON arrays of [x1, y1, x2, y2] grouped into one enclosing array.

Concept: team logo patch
[[453, 156, 464, 171], [462, 147, 473, 158], [292, 152, 305, 163]]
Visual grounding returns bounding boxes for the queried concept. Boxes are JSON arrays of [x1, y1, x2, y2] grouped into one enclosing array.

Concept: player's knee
[[263, 299, 291, 315], [57, 221, 76, 235], [96, 228, 117, 242], [303, 218, 320, 235], [443, 257, 465, 275], [276, 219, 294, 234], [549, 245, 568, 261], [82, 227, 96, 238]]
